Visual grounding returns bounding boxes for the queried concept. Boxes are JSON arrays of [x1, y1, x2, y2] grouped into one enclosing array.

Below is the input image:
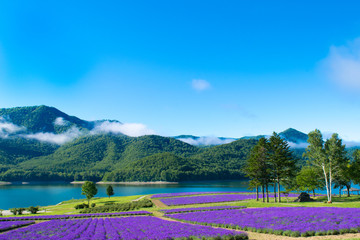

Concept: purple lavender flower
[[0, 216, 248, 239]]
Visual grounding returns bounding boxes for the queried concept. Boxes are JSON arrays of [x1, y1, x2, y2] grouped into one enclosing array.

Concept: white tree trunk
[[329, 167, 332, 203], [322, 164, 330, 202]]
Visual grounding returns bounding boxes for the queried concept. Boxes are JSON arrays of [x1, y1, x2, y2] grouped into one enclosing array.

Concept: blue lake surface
[[0, 181, 356, 210], [0, 181, 251, 209]]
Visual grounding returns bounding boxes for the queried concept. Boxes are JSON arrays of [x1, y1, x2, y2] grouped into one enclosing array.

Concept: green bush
[[10, 208, 17, 215], [27, 206, 39, 214], [17, 208, 25, 215], [283, 230, 292, 236], [290, 231, 300, 237], [91, 203, 96, 208], [315, 231, 325, 236], [80, 199, 153, 213], [74, 203, 89, 209]]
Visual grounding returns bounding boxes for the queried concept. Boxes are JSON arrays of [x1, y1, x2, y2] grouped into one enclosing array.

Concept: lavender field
[[0, 216, 248, 240], [0, 221, 34, 232], [0, 211, 151, 221], [159, 193, 298, 206], [161, 205, 245, 214], [165, 207, 360, 237]]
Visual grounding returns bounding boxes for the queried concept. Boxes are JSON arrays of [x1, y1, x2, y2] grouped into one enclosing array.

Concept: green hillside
[[0, 133, 256, 182], [0, 105, 91, 134], [0, 106, 307, 182]]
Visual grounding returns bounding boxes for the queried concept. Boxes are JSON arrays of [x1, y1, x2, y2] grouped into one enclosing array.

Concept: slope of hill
[[0, 105, 92, 134], [0, 105, 309, 182]]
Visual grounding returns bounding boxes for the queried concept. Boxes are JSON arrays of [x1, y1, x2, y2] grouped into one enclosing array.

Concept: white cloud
[[0, 117, 25, 137], [178, 136, 236, 146], [192, 79, 211, 91], [54, 117, 69, 126], [321, 38, 360, 90], [22, 126, 83, 145], [287, 141, 309, 149], [91, 121, 156, 137]]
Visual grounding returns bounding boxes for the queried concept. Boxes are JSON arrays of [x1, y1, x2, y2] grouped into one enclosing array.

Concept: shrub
[[283, 230, 292, 236], [80, 199, 153, 213], [91, 203, 96, 208], [315, 231, 325, 236], [10, 208, 17, 215], [290, 231, 300, 237], [17, 208, 25, 215], [74, 203, 89, 209], [27, 206, 39, 214]]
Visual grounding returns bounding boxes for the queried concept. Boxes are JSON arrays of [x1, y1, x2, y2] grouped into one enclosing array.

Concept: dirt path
[[132, 195, 147, 201], [152, 199, 168, 208]]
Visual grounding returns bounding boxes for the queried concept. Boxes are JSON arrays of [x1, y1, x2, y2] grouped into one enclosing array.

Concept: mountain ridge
[[0, 105, 310, 182]]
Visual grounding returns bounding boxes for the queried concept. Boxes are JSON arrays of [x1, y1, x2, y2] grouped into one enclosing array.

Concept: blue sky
[[1, 1, 360, 140]]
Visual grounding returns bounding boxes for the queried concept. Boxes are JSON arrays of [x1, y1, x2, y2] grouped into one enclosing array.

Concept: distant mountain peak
[[279, 128, 308, 143]]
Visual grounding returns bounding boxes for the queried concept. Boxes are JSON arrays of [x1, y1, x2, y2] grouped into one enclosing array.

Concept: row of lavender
[[0, 211, 151, 221], [0, 221, 34, 233], [151, 191, 250, 198], [159, 193, 298, 206], [165, 207, 360, 237], [161, 206, 246, 214], [0, 216, 248, 240]]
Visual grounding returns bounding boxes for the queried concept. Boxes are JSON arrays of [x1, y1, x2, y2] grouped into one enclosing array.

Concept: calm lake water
[[0, 181, 355, 210], [0, 181, 251, 209]]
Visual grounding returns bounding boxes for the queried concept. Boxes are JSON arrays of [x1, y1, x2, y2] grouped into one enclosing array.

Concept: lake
[[0, 181, 251, 209], [0, 181, 354, 210]]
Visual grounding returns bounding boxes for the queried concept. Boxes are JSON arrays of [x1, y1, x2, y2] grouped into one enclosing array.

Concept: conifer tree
[[268, 132, 297, 202], [244, 137, 271, 202], [106, 185, 114, 198]]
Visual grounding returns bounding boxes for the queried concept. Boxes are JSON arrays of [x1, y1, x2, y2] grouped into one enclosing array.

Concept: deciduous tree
[[81, 181, 98, 206]]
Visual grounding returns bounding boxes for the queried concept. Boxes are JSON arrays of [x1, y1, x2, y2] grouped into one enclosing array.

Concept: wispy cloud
[[22, 126, 83, 145], [178, 136, 236, 146], [192, 79, 211, 91], [54, 117, 69, 126], [91, 121, 156, 137], [321, 38, 360, 90], [287, 142, 309, 149], [0, 117, 25, 137]]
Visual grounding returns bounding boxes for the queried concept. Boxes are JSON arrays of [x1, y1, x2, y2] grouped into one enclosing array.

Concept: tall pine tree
[[244, 137, 271, 202], [268, 132, 297, 202]]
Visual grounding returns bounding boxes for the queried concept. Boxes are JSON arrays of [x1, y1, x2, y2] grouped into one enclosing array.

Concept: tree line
[[244, 129, 360, 203]]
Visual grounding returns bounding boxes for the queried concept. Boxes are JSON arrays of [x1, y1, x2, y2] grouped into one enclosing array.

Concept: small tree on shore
[[106, 185, 114, 198], [81, 181, 98, 206]]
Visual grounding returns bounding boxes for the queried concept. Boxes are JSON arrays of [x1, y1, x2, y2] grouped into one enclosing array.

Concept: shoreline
[[70, 181, 179, 185], [0, 181, 11, 185]]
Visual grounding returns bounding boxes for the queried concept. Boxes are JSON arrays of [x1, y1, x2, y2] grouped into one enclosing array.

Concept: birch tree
[[304, 130, 348, 203], [325, 133, 348, 200], [304, 130, 329, 201]]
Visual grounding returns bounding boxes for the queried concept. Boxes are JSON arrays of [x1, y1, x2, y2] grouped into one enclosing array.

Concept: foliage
[[296, 166, 324, 196], [79, 199, 153, 213], [268, 132, 297, 202], [81, 181, 98, 206], [74, 203, 89, 209], [304, 130, 348, 203], [27, 206, 39, 214], [106, 185, 114, 198]]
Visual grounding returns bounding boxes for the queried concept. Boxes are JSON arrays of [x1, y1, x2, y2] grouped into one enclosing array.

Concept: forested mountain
[[0, 105, 318, 182], [0, 105, 93, 134]]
